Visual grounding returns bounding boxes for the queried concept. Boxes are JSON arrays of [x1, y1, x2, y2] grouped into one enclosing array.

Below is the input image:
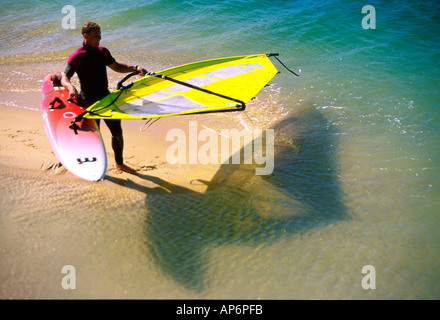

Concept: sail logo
[[77, 157, 97, 165], [165, 121, 274, 175]]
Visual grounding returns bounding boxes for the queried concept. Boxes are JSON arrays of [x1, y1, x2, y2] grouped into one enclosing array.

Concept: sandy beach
[[0, 91, 232, 194], [2, 0, 440, 300], [0, 90, 278, 299]]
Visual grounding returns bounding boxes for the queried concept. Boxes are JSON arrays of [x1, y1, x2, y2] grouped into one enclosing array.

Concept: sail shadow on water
[[142, 106, 349, 291]]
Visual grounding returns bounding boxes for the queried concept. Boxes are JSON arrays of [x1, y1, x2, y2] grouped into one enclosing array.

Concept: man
[[61, 21, 148, 174]]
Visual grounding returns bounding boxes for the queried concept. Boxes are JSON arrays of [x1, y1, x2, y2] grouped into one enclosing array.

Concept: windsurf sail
[[82, 53, 279, 120]]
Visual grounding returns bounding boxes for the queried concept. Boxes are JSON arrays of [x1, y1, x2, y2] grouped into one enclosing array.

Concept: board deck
[[41, 74, 107, 181]]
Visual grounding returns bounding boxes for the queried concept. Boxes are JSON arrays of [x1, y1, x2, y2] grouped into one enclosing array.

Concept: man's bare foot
[[116, 163, 137, 174]]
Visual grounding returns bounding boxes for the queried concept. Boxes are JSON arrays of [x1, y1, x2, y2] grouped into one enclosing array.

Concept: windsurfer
[[61, 21, 148, 174]]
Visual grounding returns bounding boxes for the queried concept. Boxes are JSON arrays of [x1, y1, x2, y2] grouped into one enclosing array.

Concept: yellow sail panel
[[85, 54, 278, 119]]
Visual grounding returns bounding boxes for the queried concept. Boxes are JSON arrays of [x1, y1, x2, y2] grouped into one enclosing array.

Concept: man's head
[[82, 21, 101, 47]]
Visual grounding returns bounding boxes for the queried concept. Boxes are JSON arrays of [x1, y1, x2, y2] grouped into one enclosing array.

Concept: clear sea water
[[0, 0, 439, 299]]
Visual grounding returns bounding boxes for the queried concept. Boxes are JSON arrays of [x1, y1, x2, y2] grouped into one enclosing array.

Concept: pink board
[[41, 74, 107, 181]]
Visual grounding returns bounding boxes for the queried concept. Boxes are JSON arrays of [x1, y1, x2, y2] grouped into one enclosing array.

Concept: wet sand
[[0, 90, 279, 299], [0, 92, 230, 193], [0, 91, 236, 299]]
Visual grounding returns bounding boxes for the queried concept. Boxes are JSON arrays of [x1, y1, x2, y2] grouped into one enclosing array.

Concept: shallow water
[[0, 0, 439, 299]]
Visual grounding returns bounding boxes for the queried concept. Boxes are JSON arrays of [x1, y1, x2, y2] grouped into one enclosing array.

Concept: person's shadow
[[106, 105, 349, 292]]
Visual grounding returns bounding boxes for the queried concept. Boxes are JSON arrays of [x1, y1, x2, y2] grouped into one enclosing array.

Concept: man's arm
[[109, 61, 148, 76], [61, 72, 78, 101]]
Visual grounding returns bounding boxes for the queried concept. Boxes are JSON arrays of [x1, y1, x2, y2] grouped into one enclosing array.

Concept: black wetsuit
[[65, 43, 124, 165]]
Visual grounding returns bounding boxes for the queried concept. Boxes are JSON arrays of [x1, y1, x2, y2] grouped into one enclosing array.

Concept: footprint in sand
[[109, 164, 158, 174], [7, 129, 39, 149], [41, 161, 67, 175]]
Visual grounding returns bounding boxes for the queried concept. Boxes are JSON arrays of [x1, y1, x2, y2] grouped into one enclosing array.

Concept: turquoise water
[[0, 0, 439, 299]]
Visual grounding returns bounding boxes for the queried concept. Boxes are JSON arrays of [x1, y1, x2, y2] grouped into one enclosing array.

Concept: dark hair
[[82, 21, 100, 35]]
